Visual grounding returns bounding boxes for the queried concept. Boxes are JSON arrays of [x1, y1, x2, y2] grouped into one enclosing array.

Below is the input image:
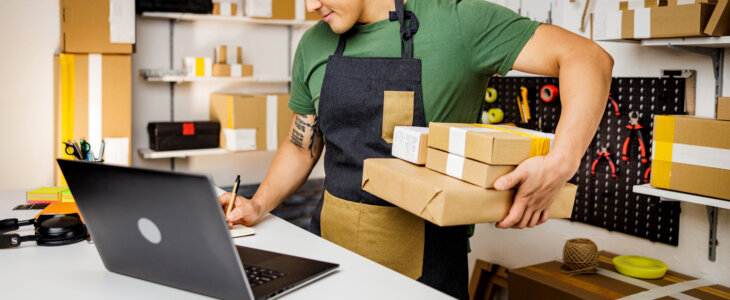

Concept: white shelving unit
[[138, 148, 228, 159], [633, 184, 726, 261], [641, 36, 730, 48], [142, 12, 317, 26], [143, 75, 291, 84], [138, 11, 312, 165]]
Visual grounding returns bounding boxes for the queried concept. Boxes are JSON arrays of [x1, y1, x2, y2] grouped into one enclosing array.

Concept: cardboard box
[[212, 64, 230, 77], [184, 57, 212, 77], [247, 0, 295, 19], [214, 45, 242, 64], [428, 123, 545, 165], [210, 93, 293, 151], [593, 11, 624, 41], [425, 148, 514, 189], [651, 115, 730, 200], [361, 159, 577, 226], [61, 0, 135, 54], [621, 4, 715, 39], [704, 0, 730, 36], [305, 10, 321, 21], [669, 0, 717, 5], [230, 64, 253, 77], [212, 2, 237, 16], [54, 54, 132, 185], [392, 126, 428, 165], [620, 0, 667, 10], [509, 251, 730, 300], [718, 97, 730, 120]]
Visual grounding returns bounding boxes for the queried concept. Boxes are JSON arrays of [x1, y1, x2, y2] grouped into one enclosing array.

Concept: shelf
[[633, 184, 730, 209], [633, 184, 725, 262], [139, 148, 228, 159], [141, 12, 318, 26], [641, 36, 730, 48], [144, 76, 291, 84]]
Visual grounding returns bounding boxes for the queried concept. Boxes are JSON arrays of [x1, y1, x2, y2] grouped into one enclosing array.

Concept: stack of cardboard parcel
[[54, 0, 135, 185], [362, 123, 578, 226]]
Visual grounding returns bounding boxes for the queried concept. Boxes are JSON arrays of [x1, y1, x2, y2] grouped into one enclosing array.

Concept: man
[[219, 0, 613, 298]]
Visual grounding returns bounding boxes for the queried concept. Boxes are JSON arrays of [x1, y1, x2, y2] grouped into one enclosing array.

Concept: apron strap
[[333, 0, 419, 58]]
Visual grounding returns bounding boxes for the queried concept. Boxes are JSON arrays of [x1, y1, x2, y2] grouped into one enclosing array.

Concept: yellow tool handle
[[521, 87, 531, 121], [516, 96, 525, 123]]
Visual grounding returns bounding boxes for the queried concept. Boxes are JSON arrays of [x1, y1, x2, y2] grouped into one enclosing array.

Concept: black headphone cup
[[35, 215, 87, 246]]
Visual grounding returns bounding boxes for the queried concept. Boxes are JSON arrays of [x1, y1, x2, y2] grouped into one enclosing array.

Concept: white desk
[[0, 189, 450, 299]]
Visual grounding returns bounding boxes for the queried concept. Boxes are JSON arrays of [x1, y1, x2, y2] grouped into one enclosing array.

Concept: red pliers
[[609, 93, 620, 116], [591, 145, 617, 177], [622, 111, 648, 163], [644, 166, 652, 183]]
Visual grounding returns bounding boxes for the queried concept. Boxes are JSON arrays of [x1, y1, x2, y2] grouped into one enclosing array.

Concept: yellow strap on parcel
[[651, 116, 676, 189], [471, 124, 551, 157], [59, 54, 76, 186]]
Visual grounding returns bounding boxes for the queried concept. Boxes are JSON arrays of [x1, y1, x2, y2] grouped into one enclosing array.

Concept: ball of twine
[[560, 238, 599, 275]]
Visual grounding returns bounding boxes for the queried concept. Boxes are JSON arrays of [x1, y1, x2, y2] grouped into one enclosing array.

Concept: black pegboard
[[485, 77, 685, 245]]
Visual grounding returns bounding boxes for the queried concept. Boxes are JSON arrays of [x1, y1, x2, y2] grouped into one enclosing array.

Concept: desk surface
[[0, 189, 449, 299]]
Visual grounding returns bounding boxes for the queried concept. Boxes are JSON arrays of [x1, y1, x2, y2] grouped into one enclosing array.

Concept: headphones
[[0, 213, 88, 249]]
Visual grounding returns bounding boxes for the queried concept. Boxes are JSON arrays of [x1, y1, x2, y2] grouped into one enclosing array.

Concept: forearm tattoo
[[290, 114, 322, 158]]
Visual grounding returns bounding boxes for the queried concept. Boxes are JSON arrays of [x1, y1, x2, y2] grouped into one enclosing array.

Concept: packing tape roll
[[540, 85, 558, 103], [485, 87, 498, 103]]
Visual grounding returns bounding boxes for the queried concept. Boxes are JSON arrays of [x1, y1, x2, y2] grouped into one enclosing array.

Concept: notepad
[[27, 187, 67, 203], [230, 224, 255, 238]]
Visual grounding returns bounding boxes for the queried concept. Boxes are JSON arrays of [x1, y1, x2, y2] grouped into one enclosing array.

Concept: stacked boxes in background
[[367, 123, 577, 226], [593, 0, 730, 40], [55, 0, 135, 186], [185, 45, 254, 78], [210, 93, 294, 152], [718, 97, 730, 120], [651, 115, 730, 200], [246, 0, 295, 19], [213, 45, 254, 77], [212, 1, 238, 16]]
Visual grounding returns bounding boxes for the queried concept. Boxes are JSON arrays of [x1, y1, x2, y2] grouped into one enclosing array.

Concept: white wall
[[468, 0, 730, 285], [0, 0, 59, 190]]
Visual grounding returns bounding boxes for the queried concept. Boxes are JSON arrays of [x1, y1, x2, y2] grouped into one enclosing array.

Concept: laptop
[[57, 159, 338, 300]]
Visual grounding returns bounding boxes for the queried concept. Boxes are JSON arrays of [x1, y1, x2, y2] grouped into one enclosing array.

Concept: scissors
[[63, 141, 84, 160], [78, 139, 91, 160]]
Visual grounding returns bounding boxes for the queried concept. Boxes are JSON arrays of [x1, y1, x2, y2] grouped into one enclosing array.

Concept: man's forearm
[[250, 141, 321, 215]]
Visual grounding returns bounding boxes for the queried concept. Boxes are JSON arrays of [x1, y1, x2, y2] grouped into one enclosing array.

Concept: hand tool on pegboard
[[643, 166, 652, 183], [608, 93, 620, 116], [622, 111, 648, 163], [520, 86, 532, 121], [591, 145, 618, 178]]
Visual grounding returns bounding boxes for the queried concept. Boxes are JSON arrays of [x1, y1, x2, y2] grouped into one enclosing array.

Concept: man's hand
[[493, 153, 577, 229], [218, 192, 264, 228]]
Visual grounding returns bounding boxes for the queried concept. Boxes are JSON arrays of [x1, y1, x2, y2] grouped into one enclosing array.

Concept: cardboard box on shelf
[[305, 10, 321, 20], [61, 0, 135, 54], [212, 2, 237, 16], [704, 0, 730, 36], [621, 4, 715, 39], [212, 64, 231, 77], [718, 97, 730, 120], [210, 93, 293, 151], [428, 123, 546, 165], [509, 251, 730, 300], [214, 45, 242, 64], [361, 159, 577, 226], [669, 0, 717, 5], [425, 148, 514, 189], [54, 54, 132, 186], [651, 115, 730, 200], [620, 0, 667, 10], [230, 64, 253, 77], [184, 57, 212, 77], [392, 126, 428, 165], [247, 0, 295, 19]]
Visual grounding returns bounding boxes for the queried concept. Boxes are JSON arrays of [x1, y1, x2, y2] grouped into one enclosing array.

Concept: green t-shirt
[[288, 0, 540, 123]]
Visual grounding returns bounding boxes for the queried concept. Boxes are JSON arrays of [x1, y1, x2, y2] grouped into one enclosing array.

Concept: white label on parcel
[[224, 128, 256, 151], [448, 127, 498, 157], [634, 8, 651, 39], [392, 126, 428, 164], [445, 153, 465, 179], [246, 0, 273, 17]]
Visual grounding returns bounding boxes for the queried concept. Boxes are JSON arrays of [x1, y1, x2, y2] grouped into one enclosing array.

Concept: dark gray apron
[[309, 0, 468, 298]]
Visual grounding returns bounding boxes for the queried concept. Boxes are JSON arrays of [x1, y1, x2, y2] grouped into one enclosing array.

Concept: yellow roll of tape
[[613, 255, 668, 279], [485, 88, 497, 103]]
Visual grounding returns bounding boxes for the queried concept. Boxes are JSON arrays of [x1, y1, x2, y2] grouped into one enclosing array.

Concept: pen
[[225, 175, 241, 222], [99, 140, 105, 161]]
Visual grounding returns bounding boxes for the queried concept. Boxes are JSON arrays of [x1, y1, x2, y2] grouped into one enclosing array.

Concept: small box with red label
[[147, 121, 221, 151]]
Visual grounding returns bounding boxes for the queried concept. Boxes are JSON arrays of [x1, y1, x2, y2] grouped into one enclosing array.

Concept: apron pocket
[[382, 90, 415, 143], [321, 190, 425, 279]]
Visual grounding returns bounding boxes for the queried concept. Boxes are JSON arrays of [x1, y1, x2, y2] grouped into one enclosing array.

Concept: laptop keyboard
[[244, 266, 287, 288]]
